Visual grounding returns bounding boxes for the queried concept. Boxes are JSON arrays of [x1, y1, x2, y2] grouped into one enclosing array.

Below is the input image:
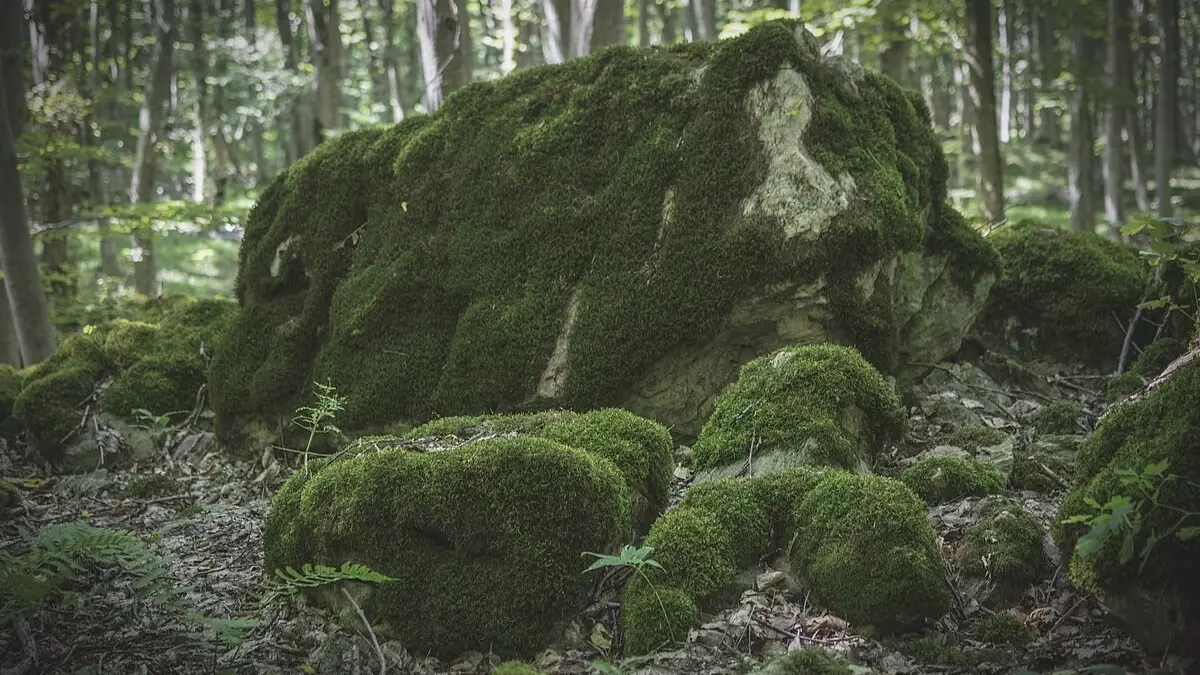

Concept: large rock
[[209, 21, 996, 442]]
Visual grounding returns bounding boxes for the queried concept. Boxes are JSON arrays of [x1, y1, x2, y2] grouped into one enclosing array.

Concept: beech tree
[[964, 0, 1005, 225]]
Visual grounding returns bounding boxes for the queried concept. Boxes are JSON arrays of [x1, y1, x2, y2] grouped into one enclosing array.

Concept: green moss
[[979, 220, 1149, 366], [901, 637, 976, 667], [900, 455, 1005, 504], [1054, 359, 1200, 600], [490, 662, 542, 675], [959, 500, 1046, 602], [620, 582, 698, 655], [949, 425, 1006, 451], [637, 507, 739, 599], [693, 344, 906, 471], [753, 466, 831, 534], [0, 364, 24, 428], [11, 333, 110, 459], [750, 647, 853, 675], [210, 21, 989, 442], [1130, 338, 1184, 378], [106, 355, 207, 418], [1031, 399, 1082, 435], [408, 408, 672, 530], [103, 320, 160, 370], [1106, 371, 1144, 403], [791, 473, 948, 631], [1010, 451, 1070, 493], [262, 435, 629, 658], [676, 478, 771, 567], [972, 613, 1029, 646], [119, 474, 179, 499]]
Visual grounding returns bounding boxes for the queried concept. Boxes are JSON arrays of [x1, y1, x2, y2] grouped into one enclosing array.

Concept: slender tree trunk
[[931, 53, 952, 129], [130, 0, 178, 297], [0, 5, 56, 365], [1068, 21, 1097, 233], [245, 0, 268, 185], [965, 0, 1005, 225], [1034, 3, 1061, 145], [658, 0, 677, 45], [307, 0, 343, 139], [0, 286, 22, 366], [998, 0, 1014, 142], [637, 0, 649, 47], [190, 0, 208, 202], [572, 0, 599, 56], [693, 0, 716, 40], [541, 0, 570, 63], [1156, 0, 1179, 217], [498, 0, 517, 74], [380, 0, 406, 119], [360, 0, 389, 112], [681, 0, 698, 42], [418, 0, 472, 111], [590, 0, 625, 51], [1104, 0, 1130, 236], [276, 0, 312, 160], [1126, 0, 1151, 211]]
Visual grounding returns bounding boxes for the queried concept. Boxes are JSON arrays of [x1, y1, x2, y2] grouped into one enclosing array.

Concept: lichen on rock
[[692, 344, 906, 476], [209, 20, 995, 445]]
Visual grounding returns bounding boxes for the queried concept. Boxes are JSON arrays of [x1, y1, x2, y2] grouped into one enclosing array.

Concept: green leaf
[[1142, 460, 1170, 477], [1177, 526, 1200, 541], [1136, 296, 1172, 311], [1118, 531, 1135, 564], [1120, 221, 1149, 236]]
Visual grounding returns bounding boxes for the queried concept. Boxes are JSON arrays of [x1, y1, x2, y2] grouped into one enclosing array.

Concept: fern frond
[[266, 561, 395, 603]]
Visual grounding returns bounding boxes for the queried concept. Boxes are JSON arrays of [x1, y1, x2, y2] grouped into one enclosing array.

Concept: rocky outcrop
[[209, 21, 996, 443]]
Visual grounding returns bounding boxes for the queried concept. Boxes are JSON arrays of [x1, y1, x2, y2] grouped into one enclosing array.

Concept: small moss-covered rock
[[621, 583, 699, 655], [676, 478, 771, 565], [979, 220, 1148, 366], [12, 334, 110, 457], [949, 424, 1006, 451], [490, 662, 542, 675], [409, 408, 672, 530], [1053, 356, 1200, 651], [694, 344, 906, 473], [1010, 450, 1071, 493], [751, 647, 853, 675], [791, 473, 948, 631], [263, 435, 629, 658], [959, 500, 1046, 604], [1131, 338, 1184, 378], [901, 454, 1006, 504], [973, 612, 1029, 646], [1106, 371, 1144, 403], [1030, 399, 1082, 435]]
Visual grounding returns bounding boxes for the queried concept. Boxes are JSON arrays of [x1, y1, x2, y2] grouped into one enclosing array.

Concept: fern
[[265, 561, 396, 603]]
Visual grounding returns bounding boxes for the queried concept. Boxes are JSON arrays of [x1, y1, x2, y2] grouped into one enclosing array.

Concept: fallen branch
[[341, 588, 387, 675]]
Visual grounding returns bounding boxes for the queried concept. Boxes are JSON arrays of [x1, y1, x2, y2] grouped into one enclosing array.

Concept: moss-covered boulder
[[958, 499, 1046, 606], [263, 435, 630, 658], [1029, 399, 1083, 435], [950, 424, 1006, 451], [750, 648, 854, 675], [901, 454, 1006, 504], [1107, 338, 1187, 402], [0, 364, 24, 433], [209, 21, 996, 445], [978, 220, 1148, 367], [1053, 350, 1200, 654], [1010, 435, 1077, 493], [9, 299, 235, 468], [407, 408, 673, 530], [693, 344, 906, 477]]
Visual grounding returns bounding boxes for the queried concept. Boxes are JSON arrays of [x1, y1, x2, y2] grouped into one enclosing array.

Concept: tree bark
[[1068, 20, 1097, 233], [1155, 0, 1179, 218], [1126, 0, 1151, 211], [693, 0, 716, 40], [541, 0, 570, 63], [590, 0, 625, 51], [307, 0, 343, 139], [379, 0, 406, 119], [0, 8, 57, 365], [931, 53, 952, 129], [190, 0, 208, 202], [965, 0, 1005, 225], [879, 13, 908, 87], [1033, 3, 1060, 146], [417, 0, 472, 111], [1104, 0, 1130, 235], [129, 0, 178, 297], [359, 0, 389, 113], [245, 0, 268, 185], [636, 0, 649, 47], [276, 0, 313, 161], [998, 0, 1014, 142]]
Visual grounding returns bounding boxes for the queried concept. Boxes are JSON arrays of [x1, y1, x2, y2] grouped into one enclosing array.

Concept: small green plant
[[1061, 460, 1200, 573], [1118, 215, 1199, 372], [290, 379, 347, 474], [582, 545, 672, 640], [265, 561, 396, 604], [131, 408, 184, 432]]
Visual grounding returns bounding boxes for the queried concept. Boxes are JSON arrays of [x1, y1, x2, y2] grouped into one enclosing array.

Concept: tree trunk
[[998, 0, 1013, 142], [130, 0, 177, 297], [0, 10, 57, 365], [1104, 0, 1130, 236], [590, 0, 625, 51], [879, 15, 908, 87], [0, 286, 22, 367], [965, 0, 1005, 225], [190, 0, 208, 202], [360, 0, 389, 112], [1155, 0, 1179, 218], [931, 53, 952, 129], [681, 0, 698, 42], [637, 0, 649, 47], [1034, 3, 1060, 145], [307, 0, 343, 139], [245, 0, 268, 185], [276, 0, 313, 160], [658, 0, 677, 45], [1068, 21, 1097, 233], [693, 0, 716, 40], [541, 0, 570, 63], [418, 0, 472, 111], [380, 0, 407, 118], [572, 0, 599, 56]]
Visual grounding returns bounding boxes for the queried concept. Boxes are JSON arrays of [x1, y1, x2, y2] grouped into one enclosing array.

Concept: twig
[[1033, 459, 1070, 489], [341, 588, 387, 675], [750, 614, 846, 646], [1117, 264, 1163, 374], [1047, 596, 1088, 636]]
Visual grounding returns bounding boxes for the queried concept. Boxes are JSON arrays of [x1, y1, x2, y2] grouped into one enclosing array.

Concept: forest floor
[[2, 347, 1191, 675]]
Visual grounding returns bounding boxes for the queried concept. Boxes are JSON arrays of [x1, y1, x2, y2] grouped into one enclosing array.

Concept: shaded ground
[[0, 352, 1192, 675]]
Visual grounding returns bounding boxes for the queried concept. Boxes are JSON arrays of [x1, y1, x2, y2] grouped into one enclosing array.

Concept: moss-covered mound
[[10, 299, 235, 463], [1108, 338, 1187, 402], [979, 220, 1148, 367], [972, 612, 1029, 646], [209, 21, 996, 444], [693, 344, 906, 473], [1030, 399, 1082, 435], [750, 647, 854, 675], [949, 424, 1006, 451], [959, 499, 1046, 605], [490, 663, 542, 675], [901, 454, 1006, 504], [0, 364, 24, 431], [1053, 357, 1200, 632], [622, 468, 945, 652], [791, 473, 949, 630], [408, 408, 672, 530], [262, 435, 629, 658]]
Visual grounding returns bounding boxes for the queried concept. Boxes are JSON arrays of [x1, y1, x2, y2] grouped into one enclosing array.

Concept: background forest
[[1, 0, 1199, 358]]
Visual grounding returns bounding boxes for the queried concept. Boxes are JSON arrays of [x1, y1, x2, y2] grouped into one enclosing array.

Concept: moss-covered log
[[209, 21, 995, 443]]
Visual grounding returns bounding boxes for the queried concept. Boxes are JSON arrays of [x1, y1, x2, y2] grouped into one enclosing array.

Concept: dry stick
[[1117, 263, 1164, 374], [750, 613, 845, 646], [341, 588, 387, 675]]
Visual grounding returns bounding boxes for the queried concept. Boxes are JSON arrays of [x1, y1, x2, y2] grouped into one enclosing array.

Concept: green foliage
[[582, 545, 663, 575], [262, 435, 630, 658], [959, 500, 1047, 603], [973, 613, 1029, 646], [790, 473, 948, 631], [490, 662, 543, 675], [265, 562, 396, 604], [1130, 338, 1186, 379], [1121, 215, 1200, 328], [693, 344, 907, 471], [949, 425, 1007, 451], [209, 21, 990, 441], [1031, 399, 1083, 435], [1106, 371, 1145, 403], [979, 220, 1149, 367], [0, 521, 255, 649], [900, 454, 1006, 504], [749, 647, 853, 675], [289, 379, 347, 474]]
